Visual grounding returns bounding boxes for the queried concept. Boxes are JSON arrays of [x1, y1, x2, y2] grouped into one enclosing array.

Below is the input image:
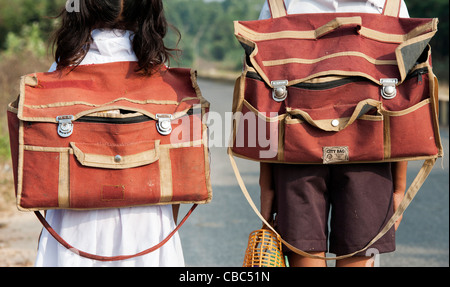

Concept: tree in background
[[0, 0, 61, 50], [405, 0, 449, 80], [0, 0, 448, 76], [166, 0, 449, 79], [164, 0, 262, 71], [0, 0, 448, 159], [170, 0, 449, 76]]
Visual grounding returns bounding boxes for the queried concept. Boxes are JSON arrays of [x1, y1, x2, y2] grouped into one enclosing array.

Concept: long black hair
[[52, 0, 180, 75]]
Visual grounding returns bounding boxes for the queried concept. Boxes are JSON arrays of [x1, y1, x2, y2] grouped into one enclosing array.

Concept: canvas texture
[[8, 61, 212, 211], [230, 0, 443, 164], [229, 0, 443, 260]]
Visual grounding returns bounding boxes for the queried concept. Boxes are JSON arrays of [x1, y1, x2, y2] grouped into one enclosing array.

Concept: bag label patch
[[323, 147, 349, 164]]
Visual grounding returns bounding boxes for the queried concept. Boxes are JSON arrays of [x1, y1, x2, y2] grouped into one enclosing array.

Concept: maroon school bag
[[229, 0, 443, 260]]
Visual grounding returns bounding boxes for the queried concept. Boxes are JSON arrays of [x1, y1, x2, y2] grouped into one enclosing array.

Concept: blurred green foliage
[[164, 0, 263, 70], [405, 0, 449, 80], [0, 0, 61, 50], [0, 0, 448, 160], [0, 0, 448, 77], [3, 23, 46, 57]]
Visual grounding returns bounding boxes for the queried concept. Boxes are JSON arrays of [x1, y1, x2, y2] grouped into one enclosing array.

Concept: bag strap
[[269, 0, 401, 18], [35, 204, 198, 262], [268, 0, 287, 18], [382, 0, 401, 17], [228, 147, 436, 261]]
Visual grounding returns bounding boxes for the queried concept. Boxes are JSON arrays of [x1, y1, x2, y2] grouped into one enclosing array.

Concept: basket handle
[[229, 147, 436, 261], [35, 204, 197, 262]]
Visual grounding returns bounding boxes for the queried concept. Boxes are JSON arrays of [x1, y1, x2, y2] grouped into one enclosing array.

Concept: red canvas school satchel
[[229, 0, 443, 260], [7, 61, 212, 261]]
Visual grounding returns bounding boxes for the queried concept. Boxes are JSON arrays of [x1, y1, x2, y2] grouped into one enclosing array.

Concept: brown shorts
[[272, 163, 396, 257]]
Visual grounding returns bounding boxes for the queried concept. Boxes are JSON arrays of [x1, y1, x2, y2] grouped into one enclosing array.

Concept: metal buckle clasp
[[156, 114, 174, 136], [271, 80, 289, 102], [380, 78, 398, 100], [56, 115, 74, 138]]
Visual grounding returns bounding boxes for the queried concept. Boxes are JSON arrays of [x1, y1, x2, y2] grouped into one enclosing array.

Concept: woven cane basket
[[243, 229, 286, 267]]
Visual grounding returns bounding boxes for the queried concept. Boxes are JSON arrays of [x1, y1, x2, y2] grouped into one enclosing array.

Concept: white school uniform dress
[[35, 29, 185, 267], [259, 0, 409, 19]]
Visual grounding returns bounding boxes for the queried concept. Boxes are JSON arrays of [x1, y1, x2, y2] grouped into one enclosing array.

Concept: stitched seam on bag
[[23, 97, 199, 109], [237, 20, 435, 44], [263, 52, 397, 67], [381, 99, 431, 117]]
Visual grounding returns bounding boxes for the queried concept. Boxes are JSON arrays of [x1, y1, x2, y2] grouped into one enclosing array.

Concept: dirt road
[[0, 79, 448, 267]]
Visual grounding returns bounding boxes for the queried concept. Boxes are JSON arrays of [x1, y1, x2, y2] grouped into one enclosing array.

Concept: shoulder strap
[[268, 0, 287, 18], [382, 0, 401, 17], [229, 147, 436, 261], [269, 0, 401, 18], [35, 204, 197, 262]]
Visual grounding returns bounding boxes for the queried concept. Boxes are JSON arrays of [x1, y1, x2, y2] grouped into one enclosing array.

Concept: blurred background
[[0, 0, 448, 267]]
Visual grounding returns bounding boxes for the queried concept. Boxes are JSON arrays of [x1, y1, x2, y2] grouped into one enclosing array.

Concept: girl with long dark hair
[[35, 0, 184, 267]]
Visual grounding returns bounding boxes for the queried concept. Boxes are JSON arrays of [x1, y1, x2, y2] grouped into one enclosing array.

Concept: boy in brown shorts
[[261, 162, 407, 267], [258, 0, 410, 267]]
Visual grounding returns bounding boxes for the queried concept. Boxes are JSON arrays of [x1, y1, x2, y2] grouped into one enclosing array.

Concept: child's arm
[[260, 162, 275, 228], [392, 161, 408, 230], [172, 204, 180, 225]]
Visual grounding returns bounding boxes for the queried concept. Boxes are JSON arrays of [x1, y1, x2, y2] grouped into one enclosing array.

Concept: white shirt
[[259, 0, 409, 19], [36, 29, 185, 267]]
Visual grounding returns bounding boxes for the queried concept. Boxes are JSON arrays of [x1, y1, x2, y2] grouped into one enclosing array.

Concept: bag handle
[[287, 99, 381, 132], [269, 0, 401, 18], [229, 146, 436, 261], [383, 0, 401, 17], [35, 204, 197, 262], [268, 0, 287, 18]]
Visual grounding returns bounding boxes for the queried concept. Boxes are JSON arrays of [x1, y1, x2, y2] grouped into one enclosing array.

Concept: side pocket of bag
[[383, 99, 441, 160], [233, 100, 282, 162], [231, 72, 285, 162], [68, 140, 162, 209], [20, 146, 70, 210], [283, 113, 385, 163], [7, 106, 19, 198]]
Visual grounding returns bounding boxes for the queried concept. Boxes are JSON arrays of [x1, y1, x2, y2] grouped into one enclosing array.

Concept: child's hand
[[393, 191, 404, 231], [260, 186, 275, 228], [393, 161, 408, 230], [260, 163, 275, 228]]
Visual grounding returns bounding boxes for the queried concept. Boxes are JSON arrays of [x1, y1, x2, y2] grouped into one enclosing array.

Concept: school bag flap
[[70, 140, 160, 170], [17, 61, 206, 123], [234, 13, 438, 87]]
